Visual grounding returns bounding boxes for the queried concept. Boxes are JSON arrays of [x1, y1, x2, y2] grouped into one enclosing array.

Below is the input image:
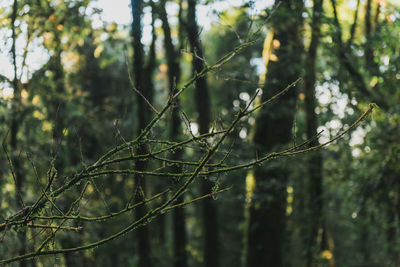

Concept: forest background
[[0, 0, 399, 266]]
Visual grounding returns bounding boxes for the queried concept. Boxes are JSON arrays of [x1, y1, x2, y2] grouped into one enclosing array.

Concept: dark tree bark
[[186, 0, 211, 135], [364, 0, 374, 68], [347, 0, 360, 47], [10, 1, 27, 266], [364, 0, 381, 78], [157, 0, 187, 266], [303, 0, 326, 266], [10, 0, 21, 207], [185, 1, 219, 267], [131, 0, 153, 266], [244, 1, 303, 266]]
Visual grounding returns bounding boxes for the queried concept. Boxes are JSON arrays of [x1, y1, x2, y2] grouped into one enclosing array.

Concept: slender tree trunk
[[364, 0, 373, 68], [244, 1, 303, 266], [10, 1, 27, 266], [131, 1, 153, 266], [147, 2, 168, 247], [185, 1, 219, 266], [347, 0, 360, 47], [158, 1, 187, 266], [303, 0, 325, 266], [364, 0, 381, 79]]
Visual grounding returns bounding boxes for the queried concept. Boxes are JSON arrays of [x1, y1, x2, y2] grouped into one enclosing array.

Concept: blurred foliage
[[0, 0, 399, 266]]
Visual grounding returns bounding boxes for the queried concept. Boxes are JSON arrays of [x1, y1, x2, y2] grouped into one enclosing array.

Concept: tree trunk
[[244, 1, 303, 266], [131, 0, 153, 266], [364, 0, 381, 83], [10, 1, 27, 266], [304, 0, 325, 266], [185, 1, 219, 266], [158, 0, 188, 266], [364, 0, 374, 69]]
